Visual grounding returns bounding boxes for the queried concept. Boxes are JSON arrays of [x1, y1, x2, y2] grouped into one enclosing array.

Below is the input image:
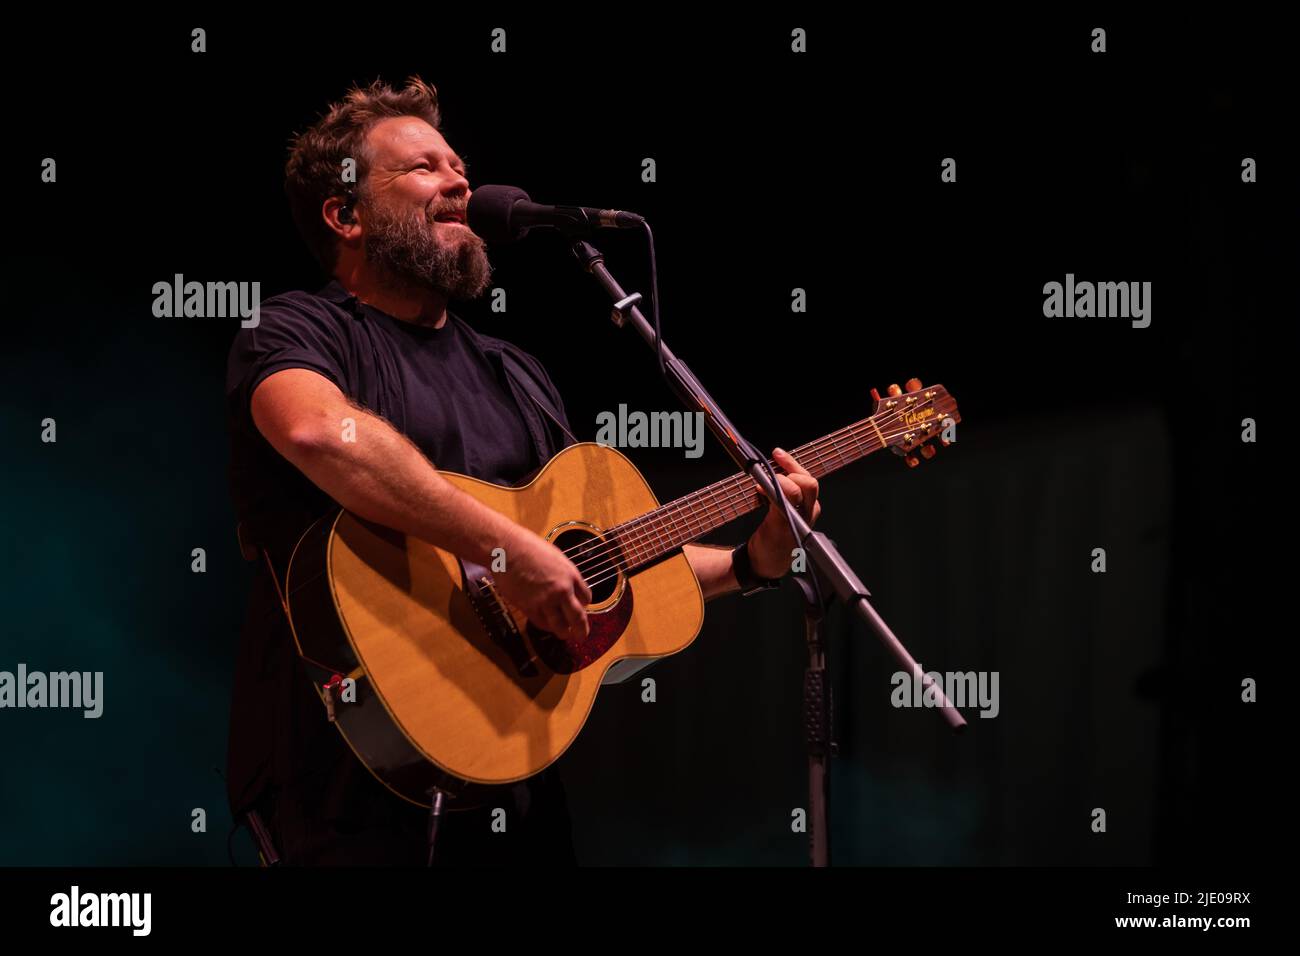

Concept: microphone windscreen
[[467, 184, 532, 244]]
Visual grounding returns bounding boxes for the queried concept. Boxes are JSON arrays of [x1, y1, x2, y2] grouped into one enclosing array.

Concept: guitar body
[[284, 442, 705, 807]]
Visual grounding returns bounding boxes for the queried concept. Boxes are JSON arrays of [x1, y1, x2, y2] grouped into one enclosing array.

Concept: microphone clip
[[609, 292, 643, 329]]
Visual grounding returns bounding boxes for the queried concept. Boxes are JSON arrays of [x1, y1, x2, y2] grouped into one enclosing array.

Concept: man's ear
[[323, 192, 360, 239], [337, 188, 356, 224]]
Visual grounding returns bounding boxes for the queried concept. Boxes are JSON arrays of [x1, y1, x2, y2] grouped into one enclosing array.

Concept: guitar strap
[[499, 348, 581, 451], [234, 520, 291, 618], [261, 548, 291, 618], [523, 383, 580, 448]]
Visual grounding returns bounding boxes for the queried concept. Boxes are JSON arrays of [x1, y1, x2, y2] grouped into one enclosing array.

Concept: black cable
[[642, 221, 666, 381]]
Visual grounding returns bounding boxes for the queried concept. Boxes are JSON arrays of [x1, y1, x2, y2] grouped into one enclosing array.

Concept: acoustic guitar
[[283, 379, 959, 807]]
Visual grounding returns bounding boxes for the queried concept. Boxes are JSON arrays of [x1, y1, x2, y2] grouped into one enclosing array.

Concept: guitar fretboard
[[598, 397, 944, 576]]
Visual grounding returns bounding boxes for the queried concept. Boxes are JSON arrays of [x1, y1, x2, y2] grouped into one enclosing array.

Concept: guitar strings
[[573, 427, 912, 590], [569, 417, 938, 595], [567, 400, 947, 585], [565, 401, 952, 592], [574, 396, 944, 567]]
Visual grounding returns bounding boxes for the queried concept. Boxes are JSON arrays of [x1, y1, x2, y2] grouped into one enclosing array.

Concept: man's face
[[356, 116, 491, 299]]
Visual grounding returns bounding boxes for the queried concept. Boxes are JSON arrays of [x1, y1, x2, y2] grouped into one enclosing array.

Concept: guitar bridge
[[460, 558, 539, 677]]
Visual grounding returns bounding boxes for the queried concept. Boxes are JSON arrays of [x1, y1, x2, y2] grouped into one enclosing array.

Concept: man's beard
[[362, 198, 492, 300]]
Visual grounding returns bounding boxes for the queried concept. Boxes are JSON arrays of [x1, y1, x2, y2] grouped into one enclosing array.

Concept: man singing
[[225, 77, 821, 865]]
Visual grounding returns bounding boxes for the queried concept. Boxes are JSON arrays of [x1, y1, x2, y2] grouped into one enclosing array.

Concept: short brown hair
[[285, 76, 443, 271]]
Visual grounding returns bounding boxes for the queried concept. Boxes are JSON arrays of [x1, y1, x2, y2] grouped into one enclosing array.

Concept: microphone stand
[[568, 239, 967, 867], [792, 556, 837, 866]]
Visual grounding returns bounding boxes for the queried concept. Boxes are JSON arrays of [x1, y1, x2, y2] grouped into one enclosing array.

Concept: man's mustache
[[427, 201, 468, 222]]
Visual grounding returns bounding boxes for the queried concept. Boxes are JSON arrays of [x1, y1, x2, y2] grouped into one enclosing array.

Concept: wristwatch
[[731, 540, 782, 596]]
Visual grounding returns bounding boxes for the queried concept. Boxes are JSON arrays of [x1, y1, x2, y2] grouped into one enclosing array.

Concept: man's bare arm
[[252, 368, 520, 563], [683, 544, 740, 600], [250, 367, 591, 636]]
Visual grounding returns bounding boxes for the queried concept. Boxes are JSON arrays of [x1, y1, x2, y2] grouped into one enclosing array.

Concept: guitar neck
[[606, 412, 898, 573]]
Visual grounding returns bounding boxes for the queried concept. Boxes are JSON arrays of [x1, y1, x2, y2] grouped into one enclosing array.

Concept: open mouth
[[433, 211, 467, 225]]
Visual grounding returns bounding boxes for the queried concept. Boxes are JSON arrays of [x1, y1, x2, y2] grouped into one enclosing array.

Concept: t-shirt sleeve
[[226, 295, 351, 418]]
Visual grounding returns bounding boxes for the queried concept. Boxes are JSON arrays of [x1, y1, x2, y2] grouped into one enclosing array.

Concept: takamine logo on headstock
[[869, 377, 961, 468]]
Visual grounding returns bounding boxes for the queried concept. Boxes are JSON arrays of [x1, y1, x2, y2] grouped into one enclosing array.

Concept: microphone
[[467, 185, 644, 244]]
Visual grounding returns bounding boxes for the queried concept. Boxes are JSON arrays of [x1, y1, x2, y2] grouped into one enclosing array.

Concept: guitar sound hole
[[551, 528, 618, 606]]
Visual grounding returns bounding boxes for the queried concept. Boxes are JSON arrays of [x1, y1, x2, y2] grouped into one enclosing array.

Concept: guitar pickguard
[[526, 582, 635, 674]]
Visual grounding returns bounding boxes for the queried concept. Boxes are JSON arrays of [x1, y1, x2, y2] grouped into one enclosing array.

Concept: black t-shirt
[[223, 281, 575, 856]]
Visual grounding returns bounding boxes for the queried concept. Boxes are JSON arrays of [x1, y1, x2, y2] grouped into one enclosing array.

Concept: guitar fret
[[846, 422, 871, 468]]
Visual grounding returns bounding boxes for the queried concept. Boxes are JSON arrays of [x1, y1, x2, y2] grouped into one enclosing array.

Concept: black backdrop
[[1, 13, 1285, 865]]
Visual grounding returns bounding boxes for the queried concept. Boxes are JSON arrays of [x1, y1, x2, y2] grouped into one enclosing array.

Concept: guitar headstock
[[868, 378, 961, 468]]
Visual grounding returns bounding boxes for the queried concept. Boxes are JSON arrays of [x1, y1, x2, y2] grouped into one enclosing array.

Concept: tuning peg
[[870, 387, 882, 402], [905, 378, 923, 392], [887, 383, 903, 397], [904, 454, 920, 468], [920, 444, 937, 460]]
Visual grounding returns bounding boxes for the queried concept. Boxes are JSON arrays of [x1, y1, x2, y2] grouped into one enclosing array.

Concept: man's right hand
[[492, 530, 592, 640]]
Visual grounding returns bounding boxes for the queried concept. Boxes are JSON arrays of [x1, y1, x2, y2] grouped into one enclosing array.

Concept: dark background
[[1, 13, 1286, 865]]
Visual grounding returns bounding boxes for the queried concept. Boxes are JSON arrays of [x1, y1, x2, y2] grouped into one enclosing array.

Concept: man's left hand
[[746, 447, 821, 580]]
